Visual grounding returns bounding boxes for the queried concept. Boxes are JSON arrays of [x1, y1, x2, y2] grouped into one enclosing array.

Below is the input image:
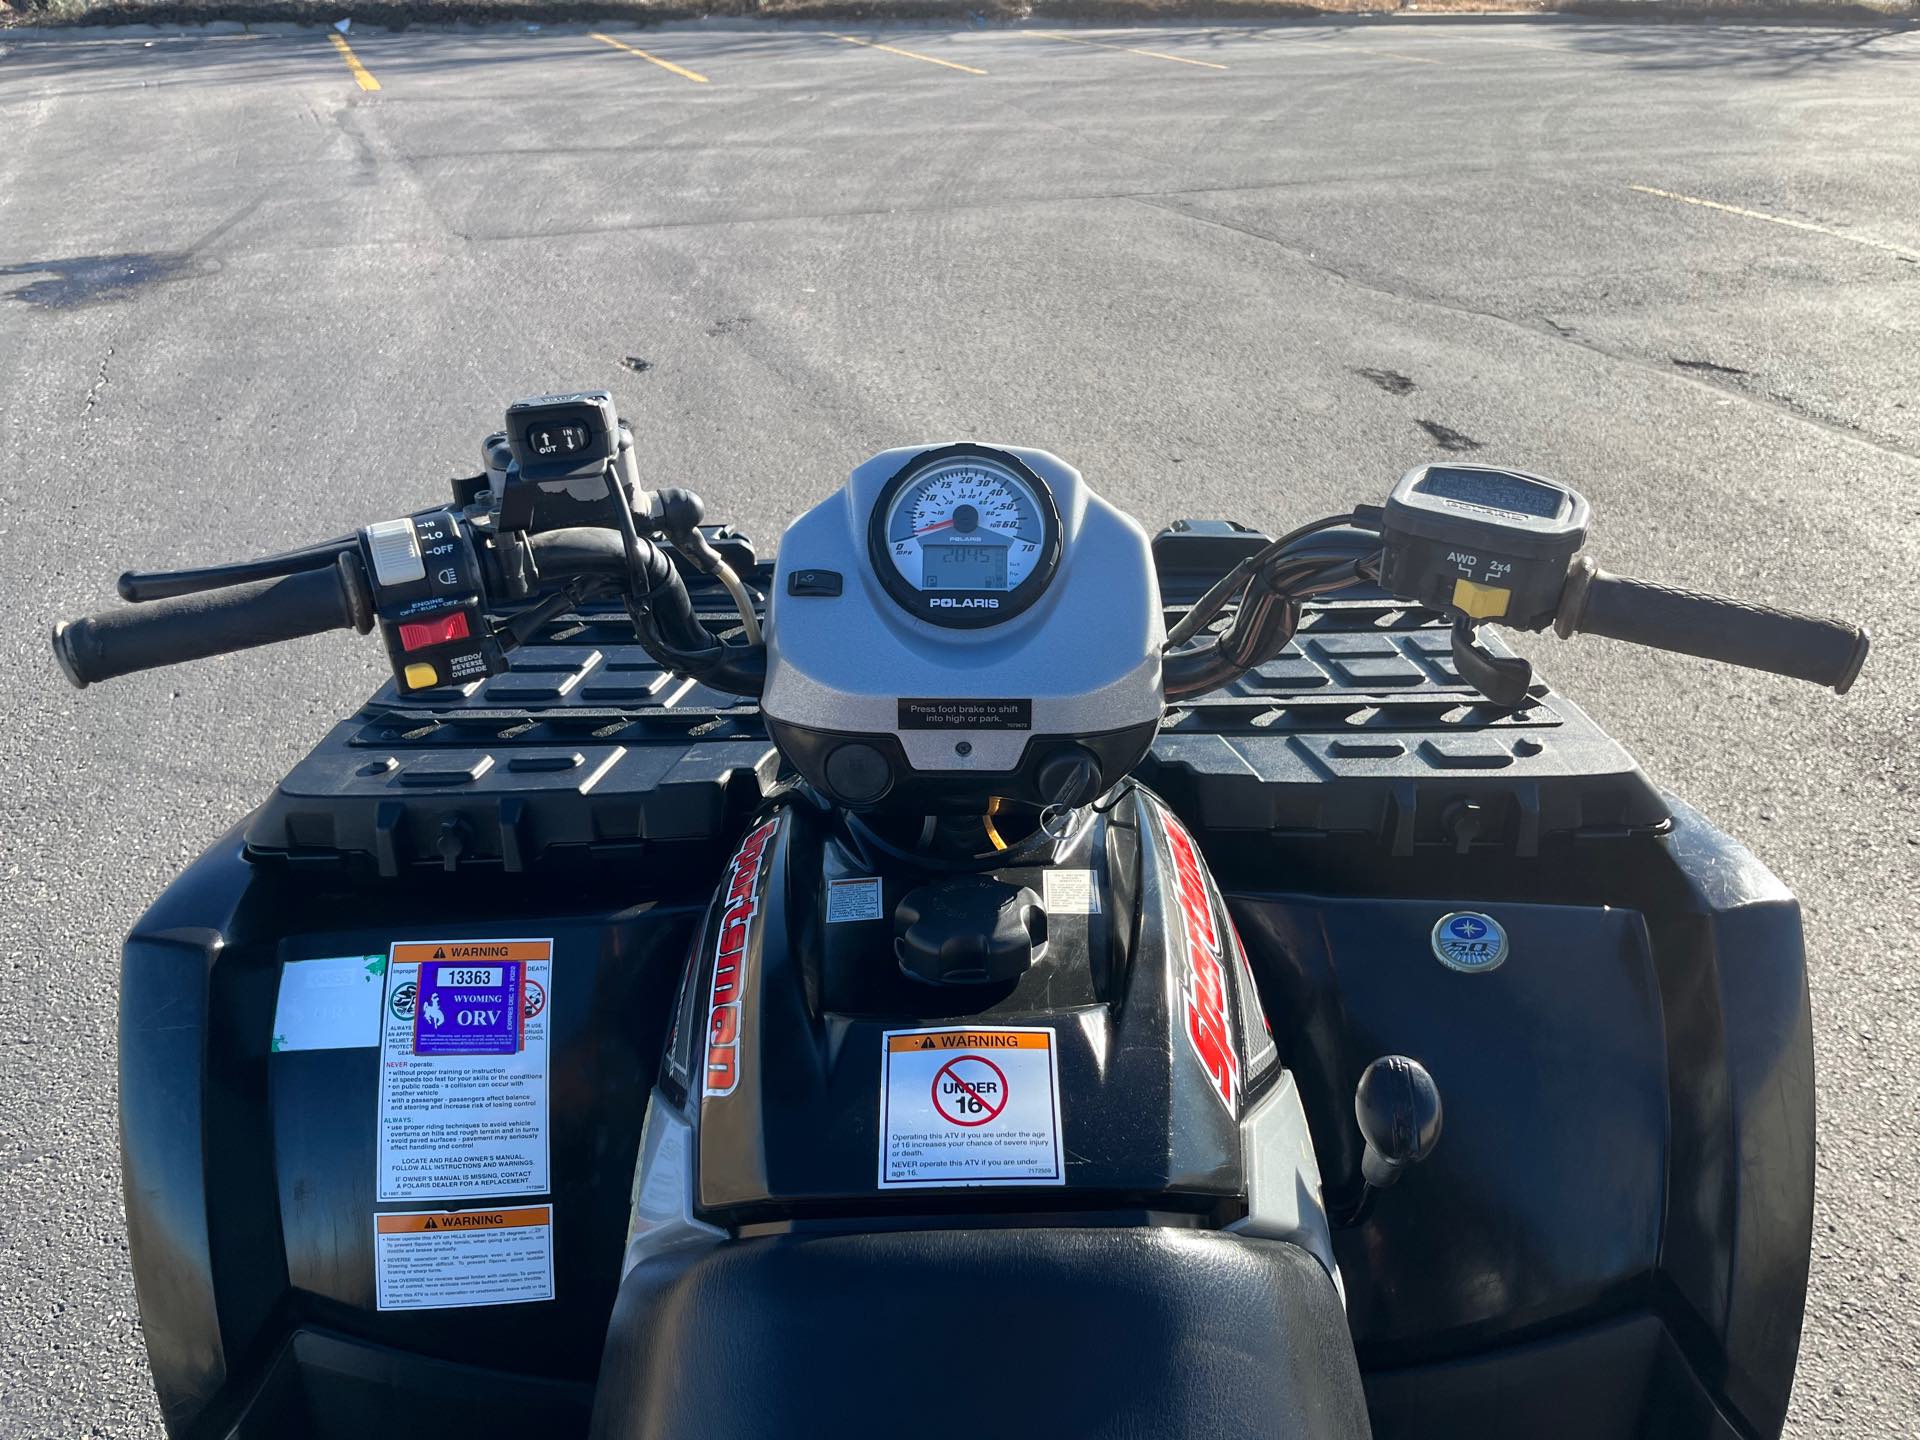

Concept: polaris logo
[[929, 596, 999, 609]]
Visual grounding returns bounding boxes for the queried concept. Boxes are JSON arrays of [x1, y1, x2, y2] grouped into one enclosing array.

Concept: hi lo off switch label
[[879, 1027, 1064, 1188]]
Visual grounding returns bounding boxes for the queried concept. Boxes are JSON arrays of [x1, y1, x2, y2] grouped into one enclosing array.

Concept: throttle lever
[[1450, 619, 1533, 709]]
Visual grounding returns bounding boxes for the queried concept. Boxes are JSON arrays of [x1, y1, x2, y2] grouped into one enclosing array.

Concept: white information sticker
[[879, 1027, 1064, 1189], [826, 876, 884, 924], [374, 1205, 554, 1311], [272, 954, 386, 1052], [1043, 869, 1100, 915], [378, 940, 552, 1202]]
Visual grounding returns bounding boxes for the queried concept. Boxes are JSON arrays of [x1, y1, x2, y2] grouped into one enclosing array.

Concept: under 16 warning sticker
[[378, 940, 552, 1202], [374, 1205, 554, 1311], [879, 1027, 1064, 1189]]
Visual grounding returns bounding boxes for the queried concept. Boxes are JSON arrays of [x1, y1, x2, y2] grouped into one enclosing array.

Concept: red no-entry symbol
[[933, 1055, 1008, 1127]]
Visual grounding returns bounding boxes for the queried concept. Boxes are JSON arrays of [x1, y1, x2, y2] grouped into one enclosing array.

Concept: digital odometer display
[[921, 543, 1008, 590], [1417, 466, 1566, 520], [870, 447, 1061, 628], [880, 456, 1048, 593]]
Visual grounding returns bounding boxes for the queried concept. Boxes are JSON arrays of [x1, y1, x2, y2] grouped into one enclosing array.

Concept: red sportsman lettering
[[1161, 810, 1240, 1115], [704, 817, 780, 1098]]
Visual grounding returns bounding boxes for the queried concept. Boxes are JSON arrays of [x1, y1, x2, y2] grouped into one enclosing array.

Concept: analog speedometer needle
[[914, 519, 955, 534]]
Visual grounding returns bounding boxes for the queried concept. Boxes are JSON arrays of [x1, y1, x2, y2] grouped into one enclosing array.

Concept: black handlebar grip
[[53, 554, 374, 688], [1555, 558, 1868, 693]]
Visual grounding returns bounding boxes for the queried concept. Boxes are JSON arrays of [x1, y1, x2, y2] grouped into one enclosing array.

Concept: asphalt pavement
[[1, 15, 1916, 1437]]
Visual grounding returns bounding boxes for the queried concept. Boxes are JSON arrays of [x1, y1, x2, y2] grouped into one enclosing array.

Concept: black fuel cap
[[894, 878, 1047, 987]]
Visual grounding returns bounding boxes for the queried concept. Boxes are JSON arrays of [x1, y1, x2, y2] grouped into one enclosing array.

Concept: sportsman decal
[[703, 817, 781, 1099], [1159, 809, 1240, 1116]]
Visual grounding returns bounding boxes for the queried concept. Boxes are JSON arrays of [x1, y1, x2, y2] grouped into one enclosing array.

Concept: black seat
[[591, 1227, 1371, 1440]]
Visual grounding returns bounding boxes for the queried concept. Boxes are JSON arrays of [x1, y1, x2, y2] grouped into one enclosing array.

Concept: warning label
[[1043, 869, 1100, 916], [878, 1027, 1064, 1189], [378, 940, 552, 1202], [826, 876, 884, 924], [374, 1205, 554, 1311], [896, 697, 1033, 731]]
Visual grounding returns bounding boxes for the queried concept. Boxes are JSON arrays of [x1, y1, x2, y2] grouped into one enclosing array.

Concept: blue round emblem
[[1431, 911, 1508, 973]]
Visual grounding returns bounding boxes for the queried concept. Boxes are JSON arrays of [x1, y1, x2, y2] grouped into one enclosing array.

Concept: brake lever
[[1449, 619, 1534, 709], [118, 541, 356, 602]]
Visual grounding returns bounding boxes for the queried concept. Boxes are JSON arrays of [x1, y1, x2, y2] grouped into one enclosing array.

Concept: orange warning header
[[377, 1207, 550, 1235], [887, 1030, 1052, 1054], [392, 940, 552, 965]]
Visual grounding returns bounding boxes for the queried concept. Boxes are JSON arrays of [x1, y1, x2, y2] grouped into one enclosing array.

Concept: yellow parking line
[[1629, 185, 1920, 262], [328, 31, 380, 91], [590, 31, 710, 84], [829, 33, 987, 75], [1023, 30, 1228, 70]]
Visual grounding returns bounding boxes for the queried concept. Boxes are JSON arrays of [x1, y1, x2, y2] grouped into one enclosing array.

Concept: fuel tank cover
[[894, 877, 1047, 987]]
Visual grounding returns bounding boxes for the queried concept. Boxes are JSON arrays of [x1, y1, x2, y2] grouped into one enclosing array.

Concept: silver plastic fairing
[[760, 445, 1165, 775], [622, 1090, 725, 1275], [1227, 1069, 1340, 1288]]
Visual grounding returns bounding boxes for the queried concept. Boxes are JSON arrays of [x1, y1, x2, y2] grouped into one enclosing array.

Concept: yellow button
[[403, 663, 440, 690], [1451, 578, 1511, 620]]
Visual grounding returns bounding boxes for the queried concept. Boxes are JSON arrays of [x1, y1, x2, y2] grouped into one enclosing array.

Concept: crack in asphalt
[[1416, 418, 1483, 453], [1125, 193, 1920, 469], [345, 166, 1913, 471], [1671, 356, 1753, 378], [81, 345, 112, 418]]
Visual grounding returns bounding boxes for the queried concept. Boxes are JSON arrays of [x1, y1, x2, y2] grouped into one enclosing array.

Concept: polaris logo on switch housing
[[929, 596, 999, 609]]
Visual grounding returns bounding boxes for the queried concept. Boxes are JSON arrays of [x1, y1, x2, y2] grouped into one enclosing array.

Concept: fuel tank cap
[[894, 877, 1047, 987]]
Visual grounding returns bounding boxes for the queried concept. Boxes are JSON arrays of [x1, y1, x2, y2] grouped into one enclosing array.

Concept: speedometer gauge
[[867, 445, 1062, 628]]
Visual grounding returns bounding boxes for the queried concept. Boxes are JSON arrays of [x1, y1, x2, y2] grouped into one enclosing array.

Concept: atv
[[54, 390, 1868, 1439]]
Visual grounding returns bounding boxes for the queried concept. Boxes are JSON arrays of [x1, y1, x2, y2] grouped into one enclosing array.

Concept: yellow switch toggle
[[403, 663, 439, 690], [1451, 579, 1511, 620]]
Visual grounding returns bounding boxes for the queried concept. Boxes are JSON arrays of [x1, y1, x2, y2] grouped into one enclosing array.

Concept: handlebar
[[50, 468, 1867, 709], [53, 555, 374, 689], [50, 522, 766, 697], [1554, 558, 1869, 695]]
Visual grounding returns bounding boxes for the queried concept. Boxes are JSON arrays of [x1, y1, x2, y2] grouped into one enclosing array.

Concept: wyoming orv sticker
[[878, 1027, 1064, 1189]]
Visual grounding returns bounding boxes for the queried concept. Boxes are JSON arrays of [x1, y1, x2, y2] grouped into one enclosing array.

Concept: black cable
[[1163, 512, 1375, 649], [1163, 552, 1371, 700], [1163, 557, 1256, 650], [495, 578, 608, 652], [604, 466, 662, 645], [523, 527, 766, 695], [1189, 554, 1341, 672]]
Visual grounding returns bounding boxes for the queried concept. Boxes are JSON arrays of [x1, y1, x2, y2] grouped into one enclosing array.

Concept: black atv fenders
[[1222, 795, 1813, 1439], [117, 834, 698, 1437], [116, 797, 1811, 1440]]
